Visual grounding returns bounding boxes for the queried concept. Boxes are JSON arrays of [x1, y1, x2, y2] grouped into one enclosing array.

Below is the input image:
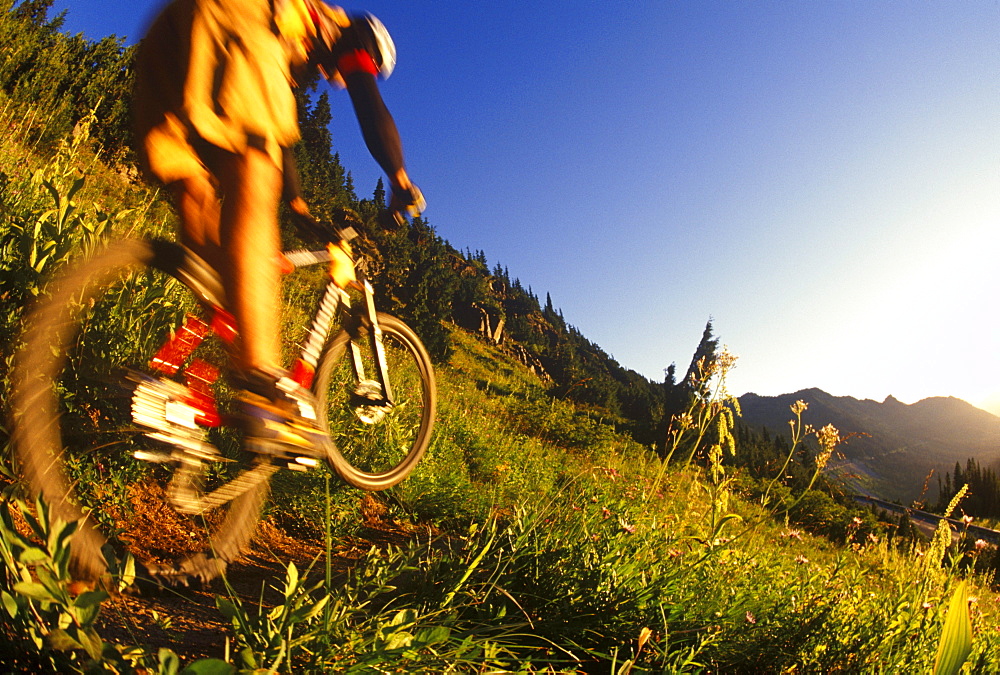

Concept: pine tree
[[0, 0, 135, 160], [683, 319, 719, 391]]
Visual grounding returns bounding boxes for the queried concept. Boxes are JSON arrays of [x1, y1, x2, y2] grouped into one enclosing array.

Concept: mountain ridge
[[738, 388, 1000, 503]]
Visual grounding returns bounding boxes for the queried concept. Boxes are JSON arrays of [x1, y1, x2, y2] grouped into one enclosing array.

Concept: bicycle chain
[[169, 457, 279, 515]]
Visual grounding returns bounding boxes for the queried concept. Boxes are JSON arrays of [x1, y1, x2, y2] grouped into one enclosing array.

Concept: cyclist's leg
[[209, 146, 331, 456], [168, 170, 224, 273], [215, 144, 283, 372]]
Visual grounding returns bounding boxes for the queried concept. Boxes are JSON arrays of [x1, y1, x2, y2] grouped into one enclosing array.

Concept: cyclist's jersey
[[133, 0, 379, 185]]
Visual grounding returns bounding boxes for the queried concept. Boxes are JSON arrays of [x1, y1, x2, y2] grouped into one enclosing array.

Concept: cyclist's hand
[[389, 183, 426, 225]]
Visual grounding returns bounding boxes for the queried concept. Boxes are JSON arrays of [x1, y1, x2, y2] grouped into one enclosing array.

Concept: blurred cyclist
[[133, 0, 424, 455]]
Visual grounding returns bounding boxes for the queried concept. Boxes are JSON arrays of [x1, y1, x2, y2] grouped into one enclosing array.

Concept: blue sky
[[52, 1, 1000, 412]]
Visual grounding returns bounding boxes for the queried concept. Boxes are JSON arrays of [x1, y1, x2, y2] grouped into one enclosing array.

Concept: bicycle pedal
[[245, 438, 324, 469], [287, 456, 321, 471]]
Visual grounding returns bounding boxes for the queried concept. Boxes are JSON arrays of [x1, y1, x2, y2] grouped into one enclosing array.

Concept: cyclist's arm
[[341, 69, 412, 192]]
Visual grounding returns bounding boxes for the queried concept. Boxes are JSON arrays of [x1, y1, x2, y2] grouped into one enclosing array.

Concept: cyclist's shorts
[[133, 0, 301, 185]]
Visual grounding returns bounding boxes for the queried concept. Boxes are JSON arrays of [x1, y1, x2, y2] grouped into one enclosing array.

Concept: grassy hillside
[[1, 104, 1000, 672]]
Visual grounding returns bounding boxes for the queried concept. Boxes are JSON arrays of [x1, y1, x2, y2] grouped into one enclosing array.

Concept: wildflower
[[975, 539, 989, 551], [923, 601, 933, 610], [745, 611, 756, 624], [794, 554, 809, 565], [851, 517, 863, 527], [790, 400, 808, 415], [814, 424, 839, 470], [667, 549, 682, 559], [782, 529, 802, 540], [962, 515, 974, 525], [601, 507, 611, 519], [715, 349, 738, 372], [867, 533, 879, 545], [622, 522, 636, 534]]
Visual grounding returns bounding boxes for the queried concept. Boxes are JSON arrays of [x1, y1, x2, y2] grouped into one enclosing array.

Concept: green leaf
[[67, 176, 86, 202], [74, 626, 104, 661], [13, 581, 57, 604], [415, 625, 451, 646], [45, 628, 83, 651], [2, 591, 21, 618], [74, 589, 110, 609], [159, 647, 182, 675], [238, 646, 258, 669], [284, 561, 299, 598], [288, 595, 329, 624], [50, 517, 79, 555], [389, 608, 417, 627], [35, 567, 67, 604], [180, 659, 236, 675], [933, 580, 973, 675], [73, 601, 100, 628], [383, 630, 414, 651], [17, 546, 50, 564], [216, 596, 238, 621], [117, 554, 136, 591], [22, 500, 46, 539]]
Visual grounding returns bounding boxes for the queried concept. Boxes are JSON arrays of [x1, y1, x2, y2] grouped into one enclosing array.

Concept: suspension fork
[[347, 278, 395, 406], [290, 278, 344, 389], [287, 275, 393, 407]]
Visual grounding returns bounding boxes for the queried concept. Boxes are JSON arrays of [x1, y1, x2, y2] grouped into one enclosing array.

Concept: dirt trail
[[96, 516, 416, 663]]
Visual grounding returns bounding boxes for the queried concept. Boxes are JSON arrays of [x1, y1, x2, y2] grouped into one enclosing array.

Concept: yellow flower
[[814, 423, 840, 471]]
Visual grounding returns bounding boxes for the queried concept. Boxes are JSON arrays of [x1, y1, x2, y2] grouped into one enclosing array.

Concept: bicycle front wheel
[[314, 313, 435, 490], [10, 240, 272, 583]]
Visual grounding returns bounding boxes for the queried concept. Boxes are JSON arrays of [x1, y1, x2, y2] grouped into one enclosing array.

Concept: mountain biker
[[132, 0, 424, 455]]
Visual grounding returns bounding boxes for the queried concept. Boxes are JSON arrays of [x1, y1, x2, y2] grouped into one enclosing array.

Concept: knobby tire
[[10, 240, 269, 583], [315, 313, 435, 490]]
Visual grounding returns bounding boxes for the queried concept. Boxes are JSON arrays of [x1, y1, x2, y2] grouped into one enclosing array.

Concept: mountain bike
[[9, 226, 435, 583]]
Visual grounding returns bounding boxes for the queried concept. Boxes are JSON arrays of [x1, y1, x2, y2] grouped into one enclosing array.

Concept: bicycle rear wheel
[[10, 239, 272, 583], [314, 313, 435, 490]]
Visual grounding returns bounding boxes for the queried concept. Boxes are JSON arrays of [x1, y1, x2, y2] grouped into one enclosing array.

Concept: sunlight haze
[[53, 0, 1000, 414]]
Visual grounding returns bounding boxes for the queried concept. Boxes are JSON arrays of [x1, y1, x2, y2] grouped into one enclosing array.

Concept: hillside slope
[[739, 388, 1000, 502]]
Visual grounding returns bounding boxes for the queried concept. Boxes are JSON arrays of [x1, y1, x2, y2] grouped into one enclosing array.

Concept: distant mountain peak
[[737, 388, 1000, 502]]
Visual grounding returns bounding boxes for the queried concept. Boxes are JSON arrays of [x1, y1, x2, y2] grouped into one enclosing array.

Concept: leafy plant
[[216, 562, 328, 672]]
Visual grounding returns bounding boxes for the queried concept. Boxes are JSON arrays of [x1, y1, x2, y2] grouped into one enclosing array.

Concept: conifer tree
[[683, 319, 719, 391], [0, 0, 134, 160]]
